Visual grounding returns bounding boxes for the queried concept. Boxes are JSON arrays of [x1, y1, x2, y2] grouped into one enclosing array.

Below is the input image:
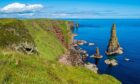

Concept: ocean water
[[71, 19, 140, 84]]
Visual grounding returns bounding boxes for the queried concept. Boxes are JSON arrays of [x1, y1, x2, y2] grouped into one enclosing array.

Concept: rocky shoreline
[[59, 23, 124, 73], [59, 48, 99, 73], [59, 28, 99, 73]]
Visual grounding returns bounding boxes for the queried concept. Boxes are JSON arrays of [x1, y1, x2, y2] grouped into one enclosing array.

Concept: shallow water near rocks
[[69, 19, 140, 84]]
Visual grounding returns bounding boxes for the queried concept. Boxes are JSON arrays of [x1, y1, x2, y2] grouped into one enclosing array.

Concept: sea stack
[[93, 47, 103, 59], [106, 24, 123, 56], [76, 23, 79, 28]]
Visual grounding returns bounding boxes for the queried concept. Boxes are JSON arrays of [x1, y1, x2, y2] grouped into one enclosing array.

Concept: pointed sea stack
[[76, 23, 79, 28], [93, 47, 103, 59], [106, 24, 123, 56]]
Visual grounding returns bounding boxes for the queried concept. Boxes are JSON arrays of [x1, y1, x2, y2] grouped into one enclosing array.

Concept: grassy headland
[[0, 18, 121, 84]]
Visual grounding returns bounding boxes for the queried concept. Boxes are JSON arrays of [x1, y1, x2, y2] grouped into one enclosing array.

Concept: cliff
[[0, 18, 120, 84]]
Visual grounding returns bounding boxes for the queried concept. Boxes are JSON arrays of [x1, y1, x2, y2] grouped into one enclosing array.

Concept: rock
[[73, 34, 78, 37], [106, 24, 123, 56], [68, 22, 75, 30], [73, 43, 78, 47], [74, 40, 87, 46], [81, 55, 88, 62], [15, 42, 38, 55], [84, 63, 98, 73], [69, 49, 84, 66], [78, 42, 84, 46], [76, 23, 79, 28], [59, 49, 84, 66], [105, 59, 118, 66], [85, 54, 89, 57], [124, 58, 130, 61], [80, 50, 87, 54], [52, 24, 68, 48], [105, 59, 111, 65], [58, 55, 71, 66], [88, 43, 95, 46], [92, 47, 103, 59]]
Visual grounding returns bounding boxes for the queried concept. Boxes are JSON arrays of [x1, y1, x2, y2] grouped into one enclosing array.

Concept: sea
[[66, 19, 140, 84]]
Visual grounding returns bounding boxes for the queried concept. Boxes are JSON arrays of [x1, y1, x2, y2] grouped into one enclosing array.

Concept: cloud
[[51, 13, 70, 17], [44, 9, 118, 18], [0, 2, 43, 13], [0, 2, 139, 19]]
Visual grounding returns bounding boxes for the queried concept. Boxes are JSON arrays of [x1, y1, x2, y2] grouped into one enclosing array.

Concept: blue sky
[[0, 0, 140, 18]]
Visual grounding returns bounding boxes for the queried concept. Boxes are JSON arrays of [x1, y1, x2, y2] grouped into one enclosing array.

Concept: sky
[[0, 0, 140, 19]]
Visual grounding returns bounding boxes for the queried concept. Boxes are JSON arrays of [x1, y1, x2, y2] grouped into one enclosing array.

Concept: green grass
[[23, 19, 67, 60], [0, 50, 120, 84], [0, 18, 121, 84], [0, 18, 34, 48]]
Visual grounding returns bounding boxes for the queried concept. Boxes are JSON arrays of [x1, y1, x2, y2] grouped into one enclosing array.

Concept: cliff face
[[0, 19, 120, 84], [51, 21, 73, 49], [59, 49, 84, 66]]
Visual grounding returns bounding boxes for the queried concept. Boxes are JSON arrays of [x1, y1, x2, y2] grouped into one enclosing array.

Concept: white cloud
[[0, 2, 43, 13], [51, 13, 70, 17], [18, 13, 34, 16]]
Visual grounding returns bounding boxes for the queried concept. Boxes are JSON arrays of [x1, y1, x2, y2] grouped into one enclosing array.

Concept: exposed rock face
[[106, 24, 123, 55], [15, 42, 38, 55], [84, 64, 98, 73], [49, 21, 73, 49], [68, 22, 75, 30], [52, 23, 67, 47], [59, 49, 84, 66], [68, 49, 84, 66]]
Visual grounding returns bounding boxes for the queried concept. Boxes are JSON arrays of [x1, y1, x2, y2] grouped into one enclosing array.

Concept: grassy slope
[[0, 19, 34, 48], [23, 19, 67, 60], [0, 19, 121, 84]]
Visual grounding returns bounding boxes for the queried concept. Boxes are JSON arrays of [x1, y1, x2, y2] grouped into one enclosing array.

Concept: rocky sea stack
[[93, 47, 103, 59], [106, 24, 123, 56]]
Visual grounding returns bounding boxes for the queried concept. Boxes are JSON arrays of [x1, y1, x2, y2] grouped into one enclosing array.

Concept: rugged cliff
[[0, 18, 120, 84]]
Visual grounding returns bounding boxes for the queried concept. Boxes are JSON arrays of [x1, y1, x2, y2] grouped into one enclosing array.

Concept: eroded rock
[[84, 63, 98, 73], [59, 49, 84, 66], [106, 24, 123, 56], [15, 42, 38, 55]]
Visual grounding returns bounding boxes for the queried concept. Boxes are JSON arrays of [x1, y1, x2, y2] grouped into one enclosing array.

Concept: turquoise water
[[71, 19, 140, 84]]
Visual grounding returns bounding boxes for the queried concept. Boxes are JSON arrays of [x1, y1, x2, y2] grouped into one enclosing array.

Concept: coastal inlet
[[70, 19, 140, 84], [72, 23, 123, 69]]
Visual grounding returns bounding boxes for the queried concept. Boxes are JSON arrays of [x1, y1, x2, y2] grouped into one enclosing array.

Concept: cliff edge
[[0, 18, 120, 84]]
